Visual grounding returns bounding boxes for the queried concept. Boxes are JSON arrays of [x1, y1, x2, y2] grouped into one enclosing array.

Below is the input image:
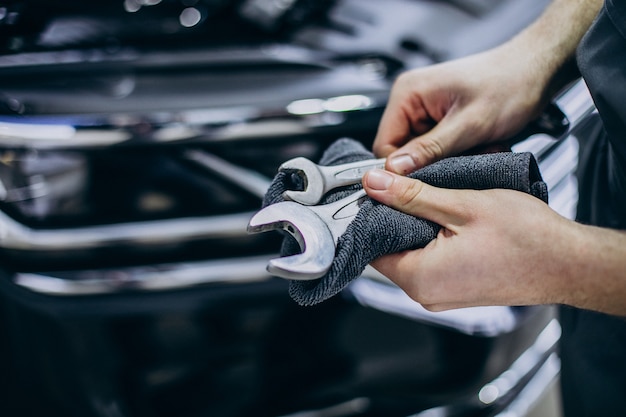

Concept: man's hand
[[374, 46, 548, 174], [362, 169, 626, 315], [373, 0, 603, 175], [362, 169, 576, 311]]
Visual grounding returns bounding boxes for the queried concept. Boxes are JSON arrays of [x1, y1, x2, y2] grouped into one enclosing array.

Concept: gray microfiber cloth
[[263, 138, 548, 306]]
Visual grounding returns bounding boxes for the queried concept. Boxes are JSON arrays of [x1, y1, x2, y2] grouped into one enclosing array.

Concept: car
[[0, 1, 596, 416]]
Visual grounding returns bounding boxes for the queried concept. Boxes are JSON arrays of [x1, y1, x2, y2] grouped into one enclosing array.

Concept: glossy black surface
[[0, 268, 555, 417], [0, 1, 562, 416]]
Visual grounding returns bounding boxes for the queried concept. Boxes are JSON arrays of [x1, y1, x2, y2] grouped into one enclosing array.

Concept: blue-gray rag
[[263, 138, 548, 306]]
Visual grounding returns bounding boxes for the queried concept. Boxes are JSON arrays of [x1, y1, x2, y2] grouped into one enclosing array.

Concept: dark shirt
[[559, 1, 626, 416], [576, 0, 626, 228]]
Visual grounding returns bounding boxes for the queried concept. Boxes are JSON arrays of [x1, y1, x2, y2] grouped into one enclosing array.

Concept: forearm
[[558, 222, 626, 316], [502, 0, 602, 99]]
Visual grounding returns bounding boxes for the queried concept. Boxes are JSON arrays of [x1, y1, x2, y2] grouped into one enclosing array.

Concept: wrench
[[279, 156, 385, 205], [247, 189, 368, 280]]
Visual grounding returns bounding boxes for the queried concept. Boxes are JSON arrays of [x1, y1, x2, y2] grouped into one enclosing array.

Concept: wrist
[[501, 0, 602, 104], [556, 222, 626, 315]]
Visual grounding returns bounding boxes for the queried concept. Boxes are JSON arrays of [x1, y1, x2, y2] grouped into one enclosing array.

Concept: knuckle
[[464, 115, 488, 136], [412, 135, 445, 165], [373, 141, 392, 158], [416, 137, 445, 163], [395, 178, 425, 208], [395, 71, 414, 85], [462, 106, 496, 139]]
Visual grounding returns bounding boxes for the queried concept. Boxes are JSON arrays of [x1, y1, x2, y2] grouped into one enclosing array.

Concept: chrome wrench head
[[247, 201, 335, 280], [247, 189, 367, 280], [279, 157, 325, 206], [279, 156, 385, 205]]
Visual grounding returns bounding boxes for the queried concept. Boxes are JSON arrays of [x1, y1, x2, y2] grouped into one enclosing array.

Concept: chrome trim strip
[[0, 209, 254, 250], [513, 134, 580, 220], [479, 319, 561, 405], [0, 91, 388, 149], [183, 149, 271, 199], [512, 78, 594, 220], [277, 397, 371, 417], [347, 272, 520, 337], [14, 255, 275, 295], [513, 79, 595, 156], [494, 353, 560, 417], [539, 136, 579, 220], [410, 319, 561, 417], [0, 44, 331, 71], [554, 78, 596, 136]]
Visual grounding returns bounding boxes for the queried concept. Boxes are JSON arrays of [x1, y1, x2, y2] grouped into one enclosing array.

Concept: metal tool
[[247, 189, 368, 280], [279, 156, 385, 205]]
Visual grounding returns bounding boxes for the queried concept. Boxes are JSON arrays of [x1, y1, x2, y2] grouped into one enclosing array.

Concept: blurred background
[[0, 0, 597, 416]]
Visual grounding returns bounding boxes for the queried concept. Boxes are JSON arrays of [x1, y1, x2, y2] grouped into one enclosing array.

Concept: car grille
[[0, 1, 596, 416]]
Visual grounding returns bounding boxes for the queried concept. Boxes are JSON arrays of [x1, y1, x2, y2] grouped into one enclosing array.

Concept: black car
[[0, 1, 596, 416]]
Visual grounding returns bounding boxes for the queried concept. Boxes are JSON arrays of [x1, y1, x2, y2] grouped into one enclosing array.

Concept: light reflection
[[286, 99, 325, 115], [478, 384, 500, 404], [0, 122, 76, 141], [358, 59, 388, 81], [477, 319, 561, 406], [179, 7, 202, 27], [324, 95, 373, 112], [286, 95, 373, 116], [124, 0, 162, 13], [124, 0, 141, 13], [274, 0, 297, 11]]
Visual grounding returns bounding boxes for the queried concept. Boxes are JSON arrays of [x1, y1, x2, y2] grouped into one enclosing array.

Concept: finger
[[363, 170, 472, 228], [372, 98, 410, 155], [371, 254, 478, 312], [373, 99, 433, 158], [370, 251, 420, 286], [383, 116, 468, 174], [373, 72, 436, 158], [370, 251, 449, 310]]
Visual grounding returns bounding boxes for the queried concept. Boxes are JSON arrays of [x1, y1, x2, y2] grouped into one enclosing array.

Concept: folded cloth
[[263, 138, 549, 306]]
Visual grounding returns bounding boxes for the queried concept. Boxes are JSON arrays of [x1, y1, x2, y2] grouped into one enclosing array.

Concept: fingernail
[[389, 154, 416, 174], [366, 169, 394, 190]]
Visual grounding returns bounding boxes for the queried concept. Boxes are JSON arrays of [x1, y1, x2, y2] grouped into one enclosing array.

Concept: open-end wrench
[[279, 156, 385, 205], [247, 189, 368, 280]]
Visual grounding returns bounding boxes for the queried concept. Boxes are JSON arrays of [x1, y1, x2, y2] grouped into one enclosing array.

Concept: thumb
[[363, 169, 470, 229]]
